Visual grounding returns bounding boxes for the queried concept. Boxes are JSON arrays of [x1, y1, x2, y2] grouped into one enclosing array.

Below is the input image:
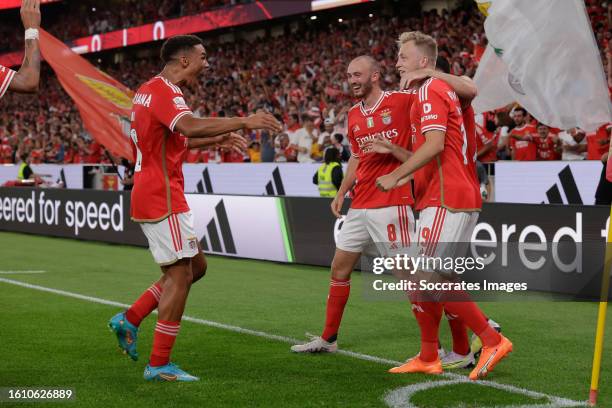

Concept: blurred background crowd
[[0, 0, 609, 165]]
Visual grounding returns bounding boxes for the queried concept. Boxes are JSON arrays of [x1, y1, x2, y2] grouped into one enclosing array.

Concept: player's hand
[[21, 0, 41, 29], [218, 132, 247, 153], [371, 136, 393, 154], [375, 173, 400, 192], [330, 193, 344, 218], [245, 111, 282, 133], [400, 68, 433, 90]]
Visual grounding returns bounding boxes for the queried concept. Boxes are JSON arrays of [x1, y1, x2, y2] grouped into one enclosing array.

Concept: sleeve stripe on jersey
[[421, 125, 447, 133], [418, 77, 434, 102], [0, 69, 15, 99], [169, 111, 192, 132]]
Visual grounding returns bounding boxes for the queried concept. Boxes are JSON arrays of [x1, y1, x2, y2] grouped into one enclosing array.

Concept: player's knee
[[331, 258, 353, 280]]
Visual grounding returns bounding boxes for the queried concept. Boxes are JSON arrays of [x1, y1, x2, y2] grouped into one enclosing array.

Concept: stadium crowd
[[0, 0, 247, 53], [0, 0, 610, 165]]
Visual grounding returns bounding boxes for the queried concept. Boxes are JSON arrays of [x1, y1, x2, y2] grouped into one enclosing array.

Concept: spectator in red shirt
[[87, 140, 103, 163], [587, 123, 611, 161], [534, 123, 560, 161], [509, 108, 537, 161], [476, 112, 499, 163]]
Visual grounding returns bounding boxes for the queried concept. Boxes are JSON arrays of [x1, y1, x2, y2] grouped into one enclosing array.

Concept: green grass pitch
[[0, 231, 609, 407]]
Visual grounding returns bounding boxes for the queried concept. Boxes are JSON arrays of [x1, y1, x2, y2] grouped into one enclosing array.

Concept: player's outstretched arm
[[401, 68, 477, 107], [375, 131, 444, 192], [175, 111, 281, 139], [9, 0, 41, 94], [187, 132, 247, 154]]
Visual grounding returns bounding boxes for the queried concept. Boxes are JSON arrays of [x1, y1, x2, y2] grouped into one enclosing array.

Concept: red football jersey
[[587, 124, 611, 160], [0, 64, 15, 99], [534, 135, 557, 161], [347, 90, 415, 209], [185, 148, 202, 163], [130, 76, 192, 222], [462, 105, 479, 186], [475, 122, 499, 163], [410, 78, 481, 212], [509, 124, 537, 161], [0, 144, 12, 164]]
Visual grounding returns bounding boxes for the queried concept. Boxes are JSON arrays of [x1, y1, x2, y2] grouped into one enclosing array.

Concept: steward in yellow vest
[[313, 147, 343, 197]]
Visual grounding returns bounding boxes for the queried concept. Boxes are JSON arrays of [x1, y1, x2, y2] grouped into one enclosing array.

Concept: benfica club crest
[[380, 108, 392, 125]]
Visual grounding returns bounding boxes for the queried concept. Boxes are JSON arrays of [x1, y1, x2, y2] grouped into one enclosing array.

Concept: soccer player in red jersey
[[380, 55, 501, 371], [0, 0, 41, 99], [376, 31, 512, 380], [290, 55, 478, 354], [108, 35, 281, 382], [508, 108, 537, 161]]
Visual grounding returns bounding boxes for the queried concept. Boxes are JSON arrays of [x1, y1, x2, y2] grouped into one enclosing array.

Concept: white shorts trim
[[336, 205, 415, 256], [415, 207, 478, 259], [141, 211, 199, 265]]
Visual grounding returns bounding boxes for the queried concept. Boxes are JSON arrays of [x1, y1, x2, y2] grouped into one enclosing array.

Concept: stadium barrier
[[494, 160, 602, 205], [0, 187, 609, 299], [0, 161, 603, 203]]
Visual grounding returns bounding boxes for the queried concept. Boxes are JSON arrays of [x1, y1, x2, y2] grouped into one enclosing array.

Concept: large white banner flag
[[473, 0, 611, 132]]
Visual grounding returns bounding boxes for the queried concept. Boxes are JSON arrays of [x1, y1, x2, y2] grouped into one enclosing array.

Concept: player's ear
[[179, 55, 189, 68], [420, 56, 429, 69]]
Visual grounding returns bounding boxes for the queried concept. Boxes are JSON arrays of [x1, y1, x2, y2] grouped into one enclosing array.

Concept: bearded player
[[108, 35, 281, 382], [376, 31, 512, 380], [291, 55, 477, 354], [0, 0, 41, 99]]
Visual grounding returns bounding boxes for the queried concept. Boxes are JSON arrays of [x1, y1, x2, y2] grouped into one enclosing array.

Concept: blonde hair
[[397, 31, 438, 65]]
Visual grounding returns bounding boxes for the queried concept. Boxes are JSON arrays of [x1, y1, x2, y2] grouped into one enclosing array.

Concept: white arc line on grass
[[0, 277, 587, 408], [384, 379, 585, 408], [0, 270, 47, 274]]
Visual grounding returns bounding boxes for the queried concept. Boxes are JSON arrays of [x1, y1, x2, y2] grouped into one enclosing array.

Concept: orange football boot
[[469, 335, 513, 380], [388, 355, 443, 374]]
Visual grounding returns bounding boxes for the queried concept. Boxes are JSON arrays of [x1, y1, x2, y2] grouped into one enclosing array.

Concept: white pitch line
[[0, 270, 47, 274], [0, 277, 587, 407]]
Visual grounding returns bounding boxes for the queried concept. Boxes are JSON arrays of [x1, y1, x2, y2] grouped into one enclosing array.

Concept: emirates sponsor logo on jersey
[[133, 92, 152, 108], [355, 128, 399, 152]]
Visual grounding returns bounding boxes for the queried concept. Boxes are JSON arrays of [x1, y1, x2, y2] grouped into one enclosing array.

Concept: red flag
[[39, 29, 133, 159]]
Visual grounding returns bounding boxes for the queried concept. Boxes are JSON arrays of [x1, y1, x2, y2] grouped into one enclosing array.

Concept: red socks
[[321, 278, 351, 343], [150, 320, 180, 367], [445, 310, 470, 355], [412, 301, 443, 362], [126, 282, 162, 327], [443, 299, 501, 348]]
